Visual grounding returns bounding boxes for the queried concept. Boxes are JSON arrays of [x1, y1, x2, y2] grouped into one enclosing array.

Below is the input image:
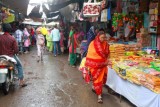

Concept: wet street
[[0, 47, 134, 107]]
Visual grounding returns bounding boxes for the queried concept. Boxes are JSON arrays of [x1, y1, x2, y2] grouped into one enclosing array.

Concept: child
[[23, 28, 31, 53], [36, 28, 45, 62], [79, 57, 87, 78], [79, 57, 90, 83]]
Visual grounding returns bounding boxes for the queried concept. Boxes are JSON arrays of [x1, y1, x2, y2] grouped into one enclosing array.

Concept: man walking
[[14, 26, 24, 53], [51, 24, 61, 57]]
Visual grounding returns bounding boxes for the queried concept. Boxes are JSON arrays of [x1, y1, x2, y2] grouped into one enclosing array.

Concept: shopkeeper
[[124, 21, 136, 42]]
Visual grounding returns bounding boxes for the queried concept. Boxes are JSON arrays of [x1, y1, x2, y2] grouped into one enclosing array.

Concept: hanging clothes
[[122, 1, 128, 14], [116, 0, 122, 13], [107, 3, 111, 21], [157, 35, 160, 50]]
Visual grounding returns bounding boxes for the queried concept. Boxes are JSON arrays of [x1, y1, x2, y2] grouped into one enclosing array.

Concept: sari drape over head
[[85, 35, 109, 95]]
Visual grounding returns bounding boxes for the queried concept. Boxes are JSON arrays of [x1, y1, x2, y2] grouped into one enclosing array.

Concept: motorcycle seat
[[0, 55, 17, 64]]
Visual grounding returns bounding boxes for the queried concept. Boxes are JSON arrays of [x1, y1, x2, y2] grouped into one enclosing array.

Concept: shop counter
[[106, 67, 160, 107]]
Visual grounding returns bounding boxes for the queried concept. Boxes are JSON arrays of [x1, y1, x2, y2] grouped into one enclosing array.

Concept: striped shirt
[[0, 32, 18, 57], [15, 29, 23, 42]]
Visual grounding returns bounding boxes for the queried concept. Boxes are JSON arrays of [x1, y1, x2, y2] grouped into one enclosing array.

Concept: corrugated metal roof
[[1, 0, 81, 20]]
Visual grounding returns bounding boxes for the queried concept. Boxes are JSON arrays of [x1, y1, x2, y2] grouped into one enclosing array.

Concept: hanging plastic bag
[[40, 27, 48, 35], [107, 7, 111, 20], [89, 16, 99, 22], [101, 9, 108, 22], [3, 14, 15, 23], [83, 0, 101, 17]]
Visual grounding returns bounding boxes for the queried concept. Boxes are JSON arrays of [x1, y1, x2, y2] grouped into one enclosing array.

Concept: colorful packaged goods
[[109, 44, 125, 59], [145, 68, 160, 76], [150, 62, 160, 71], [126, 68, 145, 85], [109, 46, 160, 93], [144, 74, 160, 93]]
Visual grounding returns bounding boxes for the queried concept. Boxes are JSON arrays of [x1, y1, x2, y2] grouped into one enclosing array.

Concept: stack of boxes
[[136, 28, 151, 48], [109, 44, 126, 59]]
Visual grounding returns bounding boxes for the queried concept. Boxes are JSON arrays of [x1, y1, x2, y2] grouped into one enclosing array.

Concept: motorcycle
[[0, 55, 17, 95]]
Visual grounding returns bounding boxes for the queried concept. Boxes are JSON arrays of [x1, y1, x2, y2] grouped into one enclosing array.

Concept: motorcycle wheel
[[2, 76, 10, 95]]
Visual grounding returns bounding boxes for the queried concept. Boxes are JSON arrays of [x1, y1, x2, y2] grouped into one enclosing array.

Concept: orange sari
[[85, 36, 109, 95]]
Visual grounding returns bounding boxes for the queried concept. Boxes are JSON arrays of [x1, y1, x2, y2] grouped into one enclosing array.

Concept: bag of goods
[[144, 84, 160, 93], [136, 51, 147, 56], [116, 62, 130, 76], [125, 51, 134, 56], [83, 0, 101, 17], [112, 64, 119, 73], [126, 68, 145, 85], [139, 62, 150, 68], [145, 68, 160, 76], [143, 74, 160, 93], [150, 62, 160, 71], [125, 44, 140, 52], [41, 27, 48, 35], [145, 74, 160, 86], [101, 9, 108, 22], [109, 44, 126, 58], [127, 61, 139, 66], [141, 56, 154, 65], [79, 57, 86, 71], [153, 87, 160, 93], [127, 55, 141, 60]]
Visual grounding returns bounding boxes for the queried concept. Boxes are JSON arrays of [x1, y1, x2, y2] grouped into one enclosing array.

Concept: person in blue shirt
[[51, 24, 61, 57]]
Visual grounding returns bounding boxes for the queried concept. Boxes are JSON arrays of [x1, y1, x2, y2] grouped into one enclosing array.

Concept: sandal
[[20, 83, 27, 88], [98, 97, 103, 103], [72, 65, 76, 68], [92, 89, 96, 94]]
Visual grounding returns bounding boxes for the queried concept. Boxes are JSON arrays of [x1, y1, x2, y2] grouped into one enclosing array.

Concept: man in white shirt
[[51, 24, 61, 57], [15, 26, 24, 53]]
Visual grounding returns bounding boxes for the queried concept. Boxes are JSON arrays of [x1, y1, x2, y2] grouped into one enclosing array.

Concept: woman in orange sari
[[85, 29, 109, 103]]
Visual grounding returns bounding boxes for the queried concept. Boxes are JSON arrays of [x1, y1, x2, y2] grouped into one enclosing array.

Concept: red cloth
[[31, 28, 35, 36], [85, 35, 109, 95], [116, 0, 122, 13], [69, 33, 78, 53], [0, 32, 18, 57], [60, 32, 64, 47]]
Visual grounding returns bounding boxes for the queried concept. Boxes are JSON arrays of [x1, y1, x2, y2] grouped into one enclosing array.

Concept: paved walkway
[[0, 47, 134, 107]]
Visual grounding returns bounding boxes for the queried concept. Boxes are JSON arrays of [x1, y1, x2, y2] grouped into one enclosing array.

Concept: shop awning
[[22, 18, 43, 26]]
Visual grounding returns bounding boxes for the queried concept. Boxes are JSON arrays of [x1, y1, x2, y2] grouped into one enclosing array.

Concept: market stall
[[105, 41, 160, 107], [103, 1, 160, 105], [106, 67, 160, 107]]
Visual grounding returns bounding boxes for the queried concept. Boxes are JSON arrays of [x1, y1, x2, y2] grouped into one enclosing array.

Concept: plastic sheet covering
[[106, 67, 160, 107]]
